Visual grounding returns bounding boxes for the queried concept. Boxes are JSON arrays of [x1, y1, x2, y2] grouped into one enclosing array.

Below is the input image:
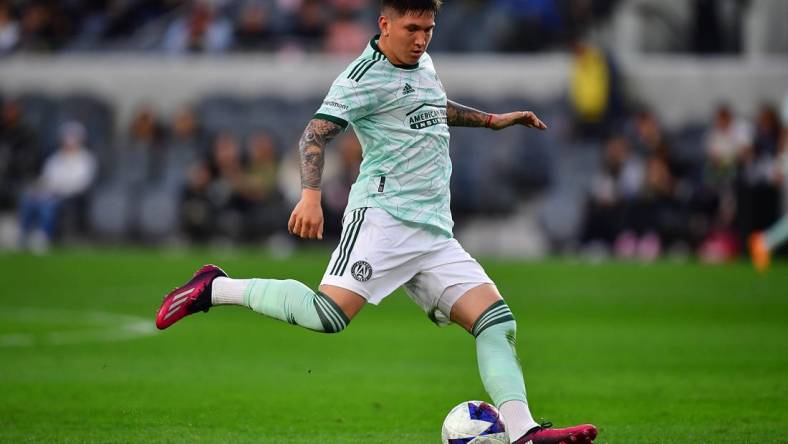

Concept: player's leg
[[210, 277, 363, 332], [765, 215, 788, 250], [749, 214, 788, 272], [156, 208, 373, 331], [450, 284, 540, 441], [156, 207, 407, 331], [450, 285, 597, 444], [407, 236, 596, 443], [155, 264, 363, 332]]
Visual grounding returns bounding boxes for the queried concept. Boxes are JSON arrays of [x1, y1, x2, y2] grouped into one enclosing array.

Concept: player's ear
[[378, 15, 389, 37]]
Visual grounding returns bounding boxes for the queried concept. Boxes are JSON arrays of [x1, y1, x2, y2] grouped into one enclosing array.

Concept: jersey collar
[[370, 34, 420, 70]]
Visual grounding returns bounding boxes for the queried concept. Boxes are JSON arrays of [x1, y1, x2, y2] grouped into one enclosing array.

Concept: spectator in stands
[[114, 105, 165, 187], [705, 104, 752, 185], [747, 91, 788, 271], [101, 0, 172, 41], [697, 104, 753, 262], [241, 130, 280, 205], [488, 0, 563, 52], [163, 1, 232, 54], [242, 130, 287, 239], [209, 132, 247, 240], [735, 104, 783, 240], [0, 1, 776, 55], [18, 121, 96, 251], [169, 105, 205, 150], [163, 105, 207, 187], [0, 99, 38, 209], [568, 39, 622, 140], [581, 135, 643, 252], [17, 2, 73, 52], [627, 107, 694, 211], [233, 1, 276, 51], [629, 108, 669, 160], [620, 156, 683, 261], [703, 104, 751, 226], [0, 1, 19, 54], [329, 0, 368, 14], [324, 11, 370, 54], [286, 0, 326, 52], [180, 132, 247, 244], [180, 160, 214, 242]]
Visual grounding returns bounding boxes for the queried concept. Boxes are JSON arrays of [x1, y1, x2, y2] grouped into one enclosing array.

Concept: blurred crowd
[[2, 83, 786, 261], [0, 0, 755, 55], [0, 93, 365, 251], [0, 0, 785, 260], [580, 103, 787, 262]]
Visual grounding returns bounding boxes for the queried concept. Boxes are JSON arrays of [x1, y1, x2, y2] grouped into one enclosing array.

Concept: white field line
[[0, 307, 157, 347]]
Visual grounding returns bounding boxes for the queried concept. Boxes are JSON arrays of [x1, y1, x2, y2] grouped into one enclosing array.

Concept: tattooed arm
[[446, 99, 548, 131], [288, 118, 343, 239], [298, 118, 343, 190], [446, 100, 490, 128]]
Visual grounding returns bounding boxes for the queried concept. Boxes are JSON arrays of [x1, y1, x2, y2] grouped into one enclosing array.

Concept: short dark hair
[[381, 0, 442, 16]]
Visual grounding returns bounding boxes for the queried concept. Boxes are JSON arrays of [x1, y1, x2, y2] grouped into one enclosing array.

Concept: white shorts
[[320, 207, 493, 326]]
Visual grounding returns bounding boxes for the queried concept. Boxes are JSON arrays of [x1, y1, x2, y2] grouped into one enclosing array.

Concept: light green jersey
[[315, 35, 453, 237]]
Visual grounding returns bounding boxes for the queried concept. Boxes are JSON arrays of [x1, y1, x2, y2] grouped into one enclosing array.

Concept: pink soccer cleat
[[512, 421, 598, 444], [155, 264, 227, 330]]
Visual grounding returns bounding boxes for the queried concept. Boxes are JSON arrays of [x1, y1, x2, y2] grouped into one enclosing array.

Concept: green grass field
[[0, 249, 786, 443]]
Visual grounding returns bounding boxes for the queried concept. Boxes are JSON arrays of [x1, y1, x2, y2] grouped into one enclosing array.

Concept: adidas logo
[[402, 83, 415, 96]]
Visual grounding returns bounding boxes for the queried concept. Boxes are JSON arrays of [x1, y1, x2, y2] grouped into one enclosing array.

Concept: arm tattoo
[[298, 119, 343, 190], [446, 100, 491, 128]]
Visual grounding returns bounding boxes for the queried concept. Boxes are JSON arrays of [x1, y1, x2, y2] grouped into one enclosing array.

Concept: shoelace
[[519, 420, 555, 443]]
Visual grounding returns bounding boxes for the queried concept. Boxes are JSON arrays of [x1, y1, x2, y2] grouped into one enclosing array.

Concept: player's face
[[382, 11, 435, 65]]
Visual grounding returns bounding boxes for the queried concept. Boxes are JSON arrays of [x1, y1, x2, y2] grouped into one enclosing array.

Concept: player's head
[[379, 0, 441, 66]]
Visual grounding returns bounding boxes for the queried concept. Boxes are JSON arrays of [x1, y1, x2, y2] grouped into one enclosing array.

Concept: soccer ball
[[441, 400, 509, 444]]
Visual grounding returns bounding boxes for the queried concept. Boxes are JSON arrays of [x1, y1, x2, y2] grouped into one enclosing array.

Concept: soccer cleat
[[512, 421, 598, 444], [155, 264, 227, 330], [748, 232, 771, 273]]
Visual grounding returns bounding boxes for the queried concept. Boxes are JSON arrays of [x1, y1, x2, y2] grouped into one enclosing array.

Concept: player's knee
[[313, 292, 351, 334], [321, 321, 349, 334], [471, 300, 516, 339]]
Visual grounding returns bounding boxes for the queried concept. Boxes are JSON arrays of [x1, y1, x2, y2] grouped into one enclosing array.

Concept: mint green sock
[[765, 215, 788, 250], [474, 302, 527, 406], [244, 279, 349, 333]]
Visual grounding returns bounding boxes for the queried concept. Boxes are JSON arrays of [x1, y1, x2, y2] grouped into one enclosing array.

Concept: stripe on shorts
[[329, 209, 359, 275], [330, 209, 365, 275], [335, 208, 366, 276], [472, 300, 515, 337]]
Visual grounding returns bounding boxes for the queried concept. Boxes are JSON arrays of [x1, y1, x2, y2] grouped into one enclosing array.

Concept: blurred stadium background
[[2, 1, 788, 443], [0, 0, 786, 260]]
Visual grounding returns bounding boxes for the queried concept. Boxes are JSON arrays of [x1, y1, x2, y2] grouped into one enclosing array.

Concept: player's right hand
[[288, 189, 324, 240]]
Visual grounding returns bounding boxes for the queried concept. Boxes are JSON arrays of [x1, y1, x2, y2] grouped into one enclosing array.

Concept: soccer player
[[750, 214, 788, 272], [749, 96, 788, 273], [156, 1, 598, 443], [749, 154, 788, 272]]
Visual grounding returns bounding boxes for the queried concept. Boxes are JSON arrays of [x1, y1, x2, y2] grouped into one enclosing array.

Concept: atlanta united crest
[[351, 261, 373, 282]]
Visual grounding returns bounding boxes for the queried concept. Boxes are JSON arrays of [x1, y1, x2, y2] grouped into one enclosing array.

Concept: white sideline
[[0, 307, 157, 347]]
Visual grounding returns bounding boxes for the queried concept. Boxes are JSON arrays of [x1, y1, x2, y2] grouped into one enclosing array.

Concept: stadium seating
[[7, 90, 718, 245]]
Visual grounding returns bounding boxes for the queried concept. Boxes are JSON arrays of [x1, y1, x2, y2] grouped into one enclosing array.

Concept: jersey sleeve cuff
[[313, 113, 349, 130]]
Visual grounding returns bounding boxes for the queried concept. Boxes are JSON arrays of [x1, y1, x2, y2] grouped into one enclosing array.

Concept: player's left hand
[[490, 111, 547, 131]]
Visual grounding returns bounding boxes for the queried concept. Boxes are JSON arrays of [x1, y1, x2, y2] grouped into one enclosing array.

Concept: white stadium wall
[[1, 54, 786, 130]]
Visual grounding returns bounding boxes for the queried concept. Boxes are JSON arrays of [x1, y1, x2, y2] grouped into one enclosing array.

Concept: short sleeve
[[314, 73, 378, 129]]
